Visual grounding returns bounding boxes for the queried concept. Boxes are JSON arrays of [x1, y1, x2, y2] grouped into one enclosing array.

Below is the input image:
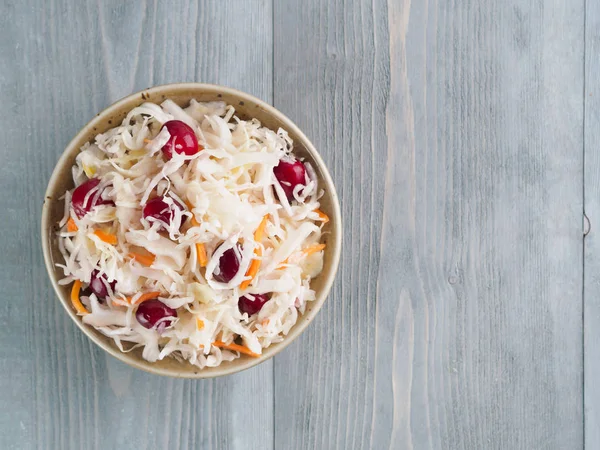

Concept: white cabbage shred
[[57, 99, 327, 369]]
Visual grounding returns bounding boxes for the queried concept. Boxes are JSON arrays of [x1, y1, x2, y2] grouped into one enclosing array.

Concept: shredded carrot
[[213, 340, 260, 358], [184, 201, 208, 267], [185, 200, 201, 227], [196, 318, 204, 330], [129, 291, 161, 305], [314, 209, 330, 224], [70, 280, 89, 315], [195, 242, 208, 267], [254, 214, 269, 241], [277, 243, 327, 269], [67, 217, 78, 232], [240, 249, 262, 290], [128, 252, 155, 266], [261, 318, 270, 327], [143, 138, 152, 144], [302, 243, 326, 256], [112, 291, 161, 306], [239, 216, 269, 290], [94, 229, 117, 245]]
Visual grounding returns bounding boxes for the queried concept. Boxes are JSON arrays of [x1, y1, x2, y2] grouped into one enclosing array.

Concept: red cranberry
[[212, 244, 241, 283], [89, 270, 116, 299], [274, 158, 307, 200], [71, 178, 114, 218], [135, 299, 177, 331], [161, 120, 199, 159], [238, 293, 270, 315], [142, 196, 184, 229]]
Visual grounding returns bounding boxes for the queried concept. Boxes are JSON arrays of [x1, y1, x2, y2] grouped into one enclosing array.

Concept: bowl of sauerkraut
[[41, 83, 341, 378]]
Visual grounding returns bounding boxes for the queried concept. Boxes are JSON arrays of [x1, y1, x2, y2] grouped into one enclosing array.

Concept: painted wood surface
[[273, 0, 584, 449], [0, 0, 591, 448], [0, 1, 273, 449], [585, 0, 600, 448]]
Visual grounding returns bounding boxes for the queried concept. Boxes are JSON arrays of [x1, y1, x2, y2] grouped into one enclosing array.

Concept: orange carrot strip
[[314, 209, 330, 224], [70, 280, 89, 315], [240, 250, 262, 290], [184, 201, 208, 267], [261, 318, 270, 327], [128, 291, 161, 305], [276, 243, 326, 269], [143, 138, 152, 144], [196, 318, 204, 330], [94, 229, 117, 245], [128, 252, 155, 267], [254, 215, 269, 241], [277, 257, 289, 269], [213, 340, 260, 358], [195, 243, 208, 267], [112, 291, 161, 306], [185, 200, 201, 227], [302, 243, 326, 256], [67, 217, 78, 232], [240, 215, 270, 289]]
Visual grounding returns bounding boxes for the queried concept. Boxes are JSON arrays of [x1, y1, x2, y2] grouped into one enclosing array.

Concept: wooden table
[[1, 0, 596, 448]]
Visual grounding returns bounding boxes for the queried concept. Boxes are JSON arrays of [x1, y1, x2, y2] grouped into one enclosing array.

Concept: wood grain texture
[[0, 1, 273, 449], [0, 0, 590, 448], [585, 0, 600, 447], [273, 0, 584, 449]]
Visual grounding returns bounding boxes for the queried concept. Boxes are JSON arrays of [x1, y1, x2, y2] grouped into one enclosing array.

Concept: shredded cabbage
[[57, 99, 327, 369]]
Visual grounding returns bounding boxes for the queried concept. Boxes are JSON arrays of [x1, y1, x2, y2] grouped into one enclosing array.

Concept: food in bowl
[[55, 98, 329, 369]]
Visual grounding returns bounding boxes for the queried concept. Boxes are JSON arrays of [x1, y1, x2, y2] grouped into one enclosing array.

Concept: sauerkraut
[[56, 98, 328, 368]]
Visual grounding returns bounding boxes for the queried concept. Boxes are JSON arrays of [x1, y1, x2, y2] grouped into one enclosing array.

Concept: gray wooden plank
[[0, 1, 273, 449], [273, 0, 584, 449], [585, 0, 600, 447]]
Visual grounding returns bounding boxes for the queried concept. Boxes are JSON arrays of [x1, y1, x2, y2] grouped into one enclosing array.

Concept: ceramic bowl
[[41, 83, 341, 378]]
